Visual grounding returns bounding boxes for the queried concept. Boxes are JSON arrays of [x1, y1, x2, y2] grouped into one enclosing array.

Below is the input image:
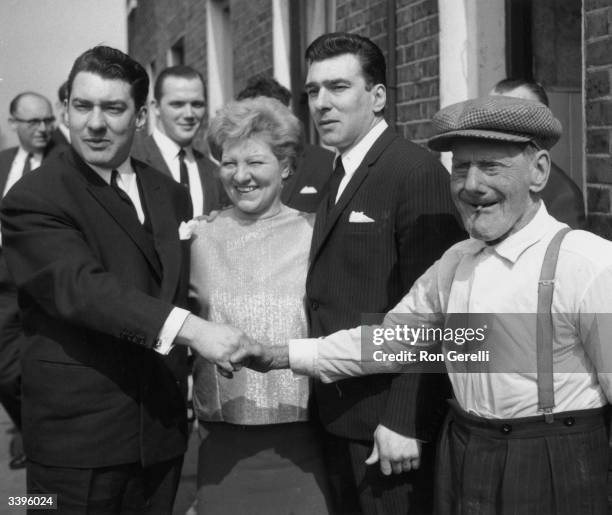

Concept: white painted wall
[[0, 0, 126, 149]]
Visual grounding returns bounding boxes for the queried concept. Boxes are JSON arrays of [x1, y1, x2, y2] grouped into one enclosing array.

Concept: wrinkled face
[[450, 140, 544, 243], [219, 136, 289, 220], [68, 72, 146, 169], [305, 53, 385, 153], [10, 95, 54, 153], [154, 76, 205, 147]]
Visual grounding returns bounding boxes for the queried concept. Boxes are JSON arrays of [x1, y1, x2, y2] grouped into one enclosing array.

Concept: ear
[[281, 166, 291, 180], [8, 118, 17, 133], [151, 98, 160, 119], [371, 84, 386, 115], [528, 149, 551, 194], [135, 105, 148, 131]]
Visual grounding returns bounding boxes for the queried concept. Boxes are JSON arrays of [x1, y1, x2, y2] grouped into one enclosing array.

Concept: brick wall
[[335, 0, 439, 145], [231, 0, 273, 92], [585, 0, 612, 237]]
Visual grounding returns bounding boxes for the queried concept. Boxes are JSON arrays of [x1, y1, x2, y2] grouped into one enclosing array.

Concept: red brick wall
[[585, 0, 612, 237], [231, 0, 274, 92]]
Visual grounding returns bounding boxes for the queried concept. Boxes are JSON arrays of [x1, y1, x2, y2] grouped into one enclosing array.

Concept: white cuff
[[154, 307, 190, 355], [288, 338, 319, 377]]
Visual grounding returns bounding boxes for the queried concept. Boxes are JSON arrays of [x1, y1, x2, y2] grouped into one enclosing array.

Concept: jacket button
[[564, 416, 575, 427], [311, 301, 319, 310], [501, 424, 512, 434]]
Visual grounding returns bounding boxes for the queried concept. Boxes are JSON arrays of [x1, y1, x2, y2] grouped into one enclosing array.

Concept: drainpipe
[[387, 0, 397, 131]]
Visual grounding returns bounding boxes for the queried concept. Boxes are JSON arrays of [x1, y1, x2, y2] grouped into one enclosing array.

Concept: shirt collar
[[17, 146, 43, 160], [153, 128, 193, 161], [334, 119, 388, 174], [468, 202, 564, 263], [88, 157, 134, 184]]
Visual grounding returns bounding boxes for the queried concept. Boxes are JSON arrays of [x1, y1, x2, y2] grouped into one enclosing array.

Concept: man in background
[[132, 65, 226, 216], [491, 77, 586, 229], [50, 81, 70, 148], [236, 74, 334, 212], [0, 91, 55, 470]]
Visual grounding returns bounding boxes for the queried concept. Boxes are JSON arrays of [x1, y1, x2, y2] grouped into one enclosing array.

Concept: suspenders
[[536, 227, 572, 423]]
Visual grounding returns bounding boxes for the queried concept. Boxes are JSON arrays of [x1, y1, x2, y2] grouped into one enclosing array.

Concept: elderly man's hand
[[230, 342, 289, 373], [365, 424, 421, 475]]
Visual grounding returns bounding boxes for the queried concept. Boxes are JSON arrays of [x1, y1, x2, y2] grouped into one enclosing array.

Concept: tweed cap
[[427, 96, 562, 152]]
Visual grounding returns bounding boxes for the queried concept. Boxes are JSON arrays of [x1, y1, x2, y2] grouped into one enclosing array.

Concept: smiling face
[[304, 53, 385, 154], [154, 76, 205, 147], [450, 139, 549, 243], [68, 71, 146, 169], [219, 136, 289, 220]]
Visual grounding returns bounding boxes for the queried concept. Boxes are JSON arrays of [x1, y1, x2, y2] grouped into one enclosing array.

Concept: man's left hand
[[365, 424, 421, 475]]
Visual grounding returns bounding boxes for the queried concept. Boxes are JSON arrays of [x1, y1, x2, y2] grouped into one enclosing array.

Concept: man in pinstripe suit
[[300, 32, 464, 514]]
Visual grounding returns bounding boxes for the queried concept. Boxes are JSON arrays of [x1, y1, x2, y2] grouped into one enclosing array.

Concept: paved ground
[[0, 406, 199, 515]]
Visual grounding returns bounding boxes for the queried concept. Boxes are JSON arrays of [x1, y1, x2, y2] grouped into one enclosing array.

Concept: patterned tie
[[178, 148, 190, 189], [326, 157, 345, 214], [111, 170, 137, 214], [22, 153, 33, 176]]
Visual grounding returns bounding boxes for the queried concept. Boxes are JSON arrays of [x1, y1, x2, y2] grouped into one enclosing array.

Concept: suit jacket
[[131, 134, 227, 214], [50, 127, 70, 148], [282, 143, 334, 213], [308, 127, 464, 441], [0, 147, 193, 468], [541, 161, 586, 229], [0, 147, 19, 196]]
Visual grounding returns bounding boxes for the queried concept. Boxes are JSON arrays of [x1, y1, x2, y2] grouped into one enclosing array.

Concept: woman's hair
[[208, 96, 303, 173]]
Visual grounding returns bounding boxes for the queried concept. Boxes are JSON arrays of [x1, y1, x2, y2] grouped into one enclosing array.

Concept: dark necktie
[[22, 153, 33, 176], [178, 148, 190, 189], [326, 158, 345, 214], [111, 170, 137, 214]]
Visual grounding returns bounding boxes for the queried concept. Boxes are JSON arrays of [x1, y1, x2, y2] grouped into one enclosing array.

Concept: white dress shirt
[[89, 157, 189, 354], [3, 147, 44, 197], [290, 204, 612, 419], [153, 129, 204, 216], [333, 119, 388, 203]]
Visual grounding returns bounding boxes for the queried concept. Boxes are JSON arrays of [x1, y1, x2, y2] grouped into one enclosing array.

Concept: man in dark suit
[[491, 78, 586, 229], [301, 33, 464, 513], [131, 65, 226, 216], [0, 91, 56, 470], [0, 46, 249, 513], [236, 74, 334, 212]]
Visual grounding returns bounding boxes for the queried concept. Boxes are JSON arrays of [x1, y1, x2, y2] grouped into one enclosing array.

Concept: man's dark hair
[[66, 46, 150, 110], [153, 65, 205, 102], [305, 32, 387, 88], [493, 78, 549, 106], [236, 74, 292, 106], [9, 92, 49, 116], [58, 81, 69, 103]]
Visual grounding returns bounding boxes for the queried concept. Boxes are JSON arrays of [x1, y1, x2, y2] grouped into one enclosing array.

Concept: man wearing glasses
[[0, 92, 55, 470]]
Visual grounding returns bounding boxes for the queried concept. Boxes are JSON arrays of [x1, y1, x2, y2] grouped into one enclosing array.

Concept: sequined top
[[190, 205, 314, 425]]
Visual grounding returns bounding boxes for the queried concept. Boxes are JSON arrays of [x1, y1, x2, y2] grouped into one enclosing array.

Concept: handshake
[[175, 314, 287, 376]]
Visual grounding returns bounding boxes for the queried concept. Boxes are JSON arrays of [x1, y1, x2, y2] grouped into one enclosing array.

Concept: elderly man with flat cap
[[234, 95, 612, 514]]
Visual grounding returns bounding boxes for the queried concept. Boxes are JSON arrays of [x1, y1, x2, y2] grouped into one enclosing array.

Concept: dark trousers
[[323, 432, 435, 515], [435, 402, 609, 515], [27, 456, 183, 514]]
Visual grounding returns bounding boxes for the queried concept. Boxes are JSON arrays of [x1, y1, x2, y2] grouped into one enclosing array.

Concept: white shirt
[[3, 147, 44, 197], [153, 129, 205, 216], [89, 157, 189, 354], [290, 204, 612, 419], [333, 119, 388, 203]]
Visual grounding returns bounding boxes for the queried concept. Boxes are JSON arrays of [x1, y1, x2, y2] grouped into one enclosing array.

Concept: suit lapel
[[309, 128, 397, 268], [0, 148, 18, 195], [135, 160, 182, 300], [144, 136, 173, 177], [72, 151, 163, 280]]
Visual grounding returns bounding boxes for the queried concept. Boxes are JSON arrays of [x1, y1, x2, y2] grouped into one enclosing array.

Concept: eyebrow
[[71, 97, 128, 107], [305, 78, 351, 89]]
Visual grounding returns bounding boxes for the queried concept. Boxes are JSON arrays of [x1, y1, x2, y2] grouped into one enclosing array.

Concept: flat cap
[[427, 96, 562, 152]]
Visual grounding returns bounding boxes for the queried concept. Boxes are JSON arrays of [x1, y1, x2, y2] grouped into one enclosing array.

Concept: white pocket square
[[348, 211, 375, 223], [299, 186, 318, 194], [178, 220, 198, 240]]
